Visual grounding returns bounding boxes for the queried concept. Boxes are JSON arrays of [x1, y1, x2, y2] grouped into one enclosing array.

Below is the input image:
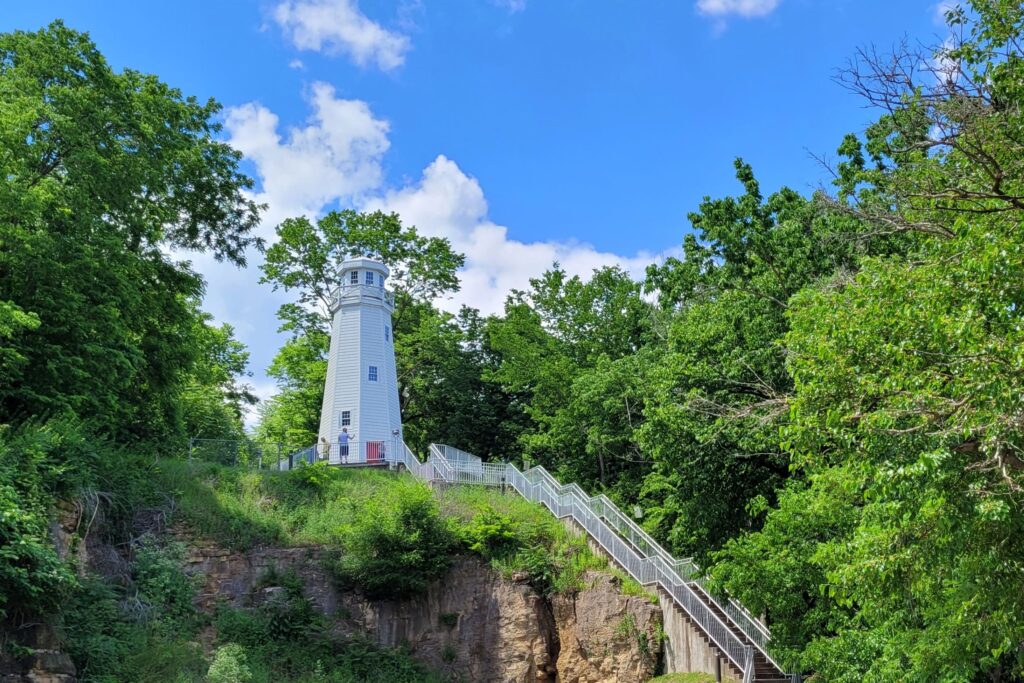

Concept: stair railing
[[279, 440, 794, 681]]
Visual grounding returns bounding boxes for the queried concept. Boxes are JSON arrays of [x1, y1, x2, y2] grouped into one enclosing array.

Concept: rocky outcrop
[[0, 624, 76, 683], [552, 572, 661, 682], [178, 530, 664, 682], [177, 534, 339, 615]]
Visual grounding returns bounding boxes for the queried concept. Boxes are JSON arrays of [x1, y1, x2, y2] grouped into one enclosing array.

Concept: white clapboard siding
[[318, 258, 403, 459]]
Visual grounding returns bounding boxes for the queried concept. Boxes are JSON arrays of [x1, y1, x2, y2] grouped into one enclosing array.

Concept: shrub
[[63, 576, 206, 683], [281, 461, 339, 498], [213, 587, 443, 682], [133, 537, 199, 635], [207, 643, 253, 683], [334, 481, 457, 599], [459, 507, 520, 559], [0, 421, 81, 622]]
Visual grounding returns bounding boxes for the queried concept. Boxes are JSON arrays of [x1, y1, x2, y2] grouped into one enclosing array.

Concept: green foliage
[[0, 22, 260, 445], [396, 304, 525, 458], [133, 538, 200, 636], [62, 536, 203, 679], [333, 481, 458, 599], [214, 580, 441, 683], [712, 4, 1024, 679], [281, 461, 341, 498], [459, 507, 520, 559], [157, 461, 458, 600], [63, 572, 205, 683], [206, 644, 253, 683], [637, 160, 878, 563], [649, 674, 716, 683], [0, 423, 76, 622], [439, 486, 613, 596], [486, 265, 653, 497], [253, 332, 328, 451]]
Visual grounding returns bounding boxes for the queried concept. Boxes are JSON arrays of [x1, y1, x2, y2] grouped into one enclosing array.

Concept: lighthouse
[[318, 258, 403, 464]]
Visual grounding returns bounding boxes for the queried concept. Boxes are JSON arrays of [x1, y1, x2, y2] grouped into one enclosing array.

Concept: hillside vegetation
[[4, 3, 1024, 681]]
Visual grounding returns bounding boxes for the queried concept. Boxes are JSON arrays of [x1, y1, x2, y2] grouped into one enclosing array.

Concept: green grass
[[649, 673, 717, 683], [156, 460, 659, 601], [439, 485, 659, 601], [156, 458, 409, 549]]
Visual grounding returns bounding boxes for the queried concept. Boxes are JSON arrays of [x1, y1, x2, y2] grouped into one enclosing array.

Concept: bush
[[133, 537, 200, 635], [207, 644, 253, 683], [63, 576, 205, 683], [459, 507, 520, 559], [334, 481, 457, 599], [213, 581, 442, 682], [0, 420, 90, 623], [280, 461, 340, 498]]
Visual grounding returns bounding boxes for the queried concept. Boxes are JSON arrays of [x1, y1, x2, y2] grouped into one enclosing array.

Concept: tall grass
[[157, 460, 657, 601]]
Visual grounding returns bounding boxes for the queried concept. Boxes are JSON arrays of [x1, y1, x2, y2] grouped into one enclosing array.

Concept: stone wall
[[660, 590, 741, 682]]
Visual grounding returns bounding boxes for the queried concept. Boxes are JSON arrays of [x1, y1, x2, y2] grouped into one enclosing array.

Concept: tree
[[180, 306, 256, 441], [0, 22, 262, 444], [396, 305, 524, 458], [714, 3, 1024, 678], [260, 210, 464, 337], [256, 210, 466, 450], [487, 265, 653, 496], [638, 161, 868, 562]]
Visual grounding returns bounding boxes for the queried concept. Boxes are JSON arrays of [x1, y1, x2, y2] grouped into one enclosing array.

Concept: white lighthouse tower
[[318, 258, 402, 464]]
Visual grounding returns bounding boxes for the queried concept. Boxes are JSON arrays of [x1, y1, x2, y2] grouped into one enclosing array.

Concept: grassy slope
[[156, 458, 655, 599], [649, 674, 717, 683]]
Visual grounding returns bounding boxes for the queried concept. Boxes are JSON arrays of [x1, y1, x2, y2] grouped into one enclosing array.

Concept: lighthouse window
[[384, 326, 390, 341], [349, 270, 359, 285], [368, 366, 378, 382], [340, 410, 351, 427], [365, 271, 374, 285]]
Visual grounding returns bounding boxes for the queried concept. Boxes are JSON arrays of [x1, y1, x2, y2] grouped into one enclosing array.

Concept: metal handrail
[[278, 440, 792, 680], [420, 446, 767, 678], [518, 464, 772, 654]]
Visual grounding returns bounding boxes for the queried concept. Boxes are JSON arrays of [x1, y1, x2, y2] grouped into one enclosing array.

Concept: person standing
[[338, 428, 352, 463], [319, 436, 330, 461]]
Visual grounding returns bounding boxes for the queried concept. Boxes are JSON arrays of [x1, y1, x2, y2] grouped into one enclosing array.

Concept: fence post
[[188, 437, 194, 462]]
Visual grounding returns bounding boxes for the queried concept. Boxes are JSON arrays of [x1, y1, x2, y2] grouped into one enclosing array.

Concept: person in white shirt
[[338, 428, 353, 463]]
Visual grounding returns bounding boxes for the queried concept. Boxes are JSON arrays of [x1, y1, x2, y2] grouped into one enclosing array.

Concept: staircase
[[281, 442, 798, 682]]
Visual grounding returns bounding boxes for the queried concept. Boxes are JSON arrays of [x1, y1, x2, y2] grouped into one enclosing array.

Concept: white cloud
[[203, 89, 669, 410], [365, 155, 659, 315], [288, 58, 306, 69], [224, 87, 660, 317], [224, 81, 390, 232], [696, 0, 780, 18], [273, 0, 411, 71]]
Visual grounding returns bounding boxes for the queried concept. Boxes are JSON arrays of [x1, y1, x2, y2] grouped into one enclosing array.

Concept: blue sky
[[4, 0, 950, 416]]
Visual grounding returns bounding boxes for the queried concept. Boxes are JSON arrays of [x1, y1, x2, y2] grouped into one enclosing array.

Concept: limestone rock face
[[176, 532, 338, 616], [0, 624, 77, 683], [552, 572, 662, 683], [179, 530, 665, 682], [338, 557, 559, 682]]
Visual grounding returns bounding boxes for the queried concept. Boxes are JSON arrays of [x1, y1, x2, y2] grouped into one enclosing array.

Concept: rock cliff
[[179, 530, 663, 682]]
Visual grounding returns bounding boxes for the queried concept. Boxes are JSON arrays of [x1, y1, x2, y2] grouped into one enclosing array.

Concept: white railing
[[277, 440, 793, 680], [415, 446, 786, 680], [331, 283, 395, 310]]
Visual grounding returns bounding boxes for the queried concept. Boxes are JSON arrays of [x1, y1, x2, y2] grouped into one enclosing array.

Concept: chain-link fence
[[187, 438, 284, 469]]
